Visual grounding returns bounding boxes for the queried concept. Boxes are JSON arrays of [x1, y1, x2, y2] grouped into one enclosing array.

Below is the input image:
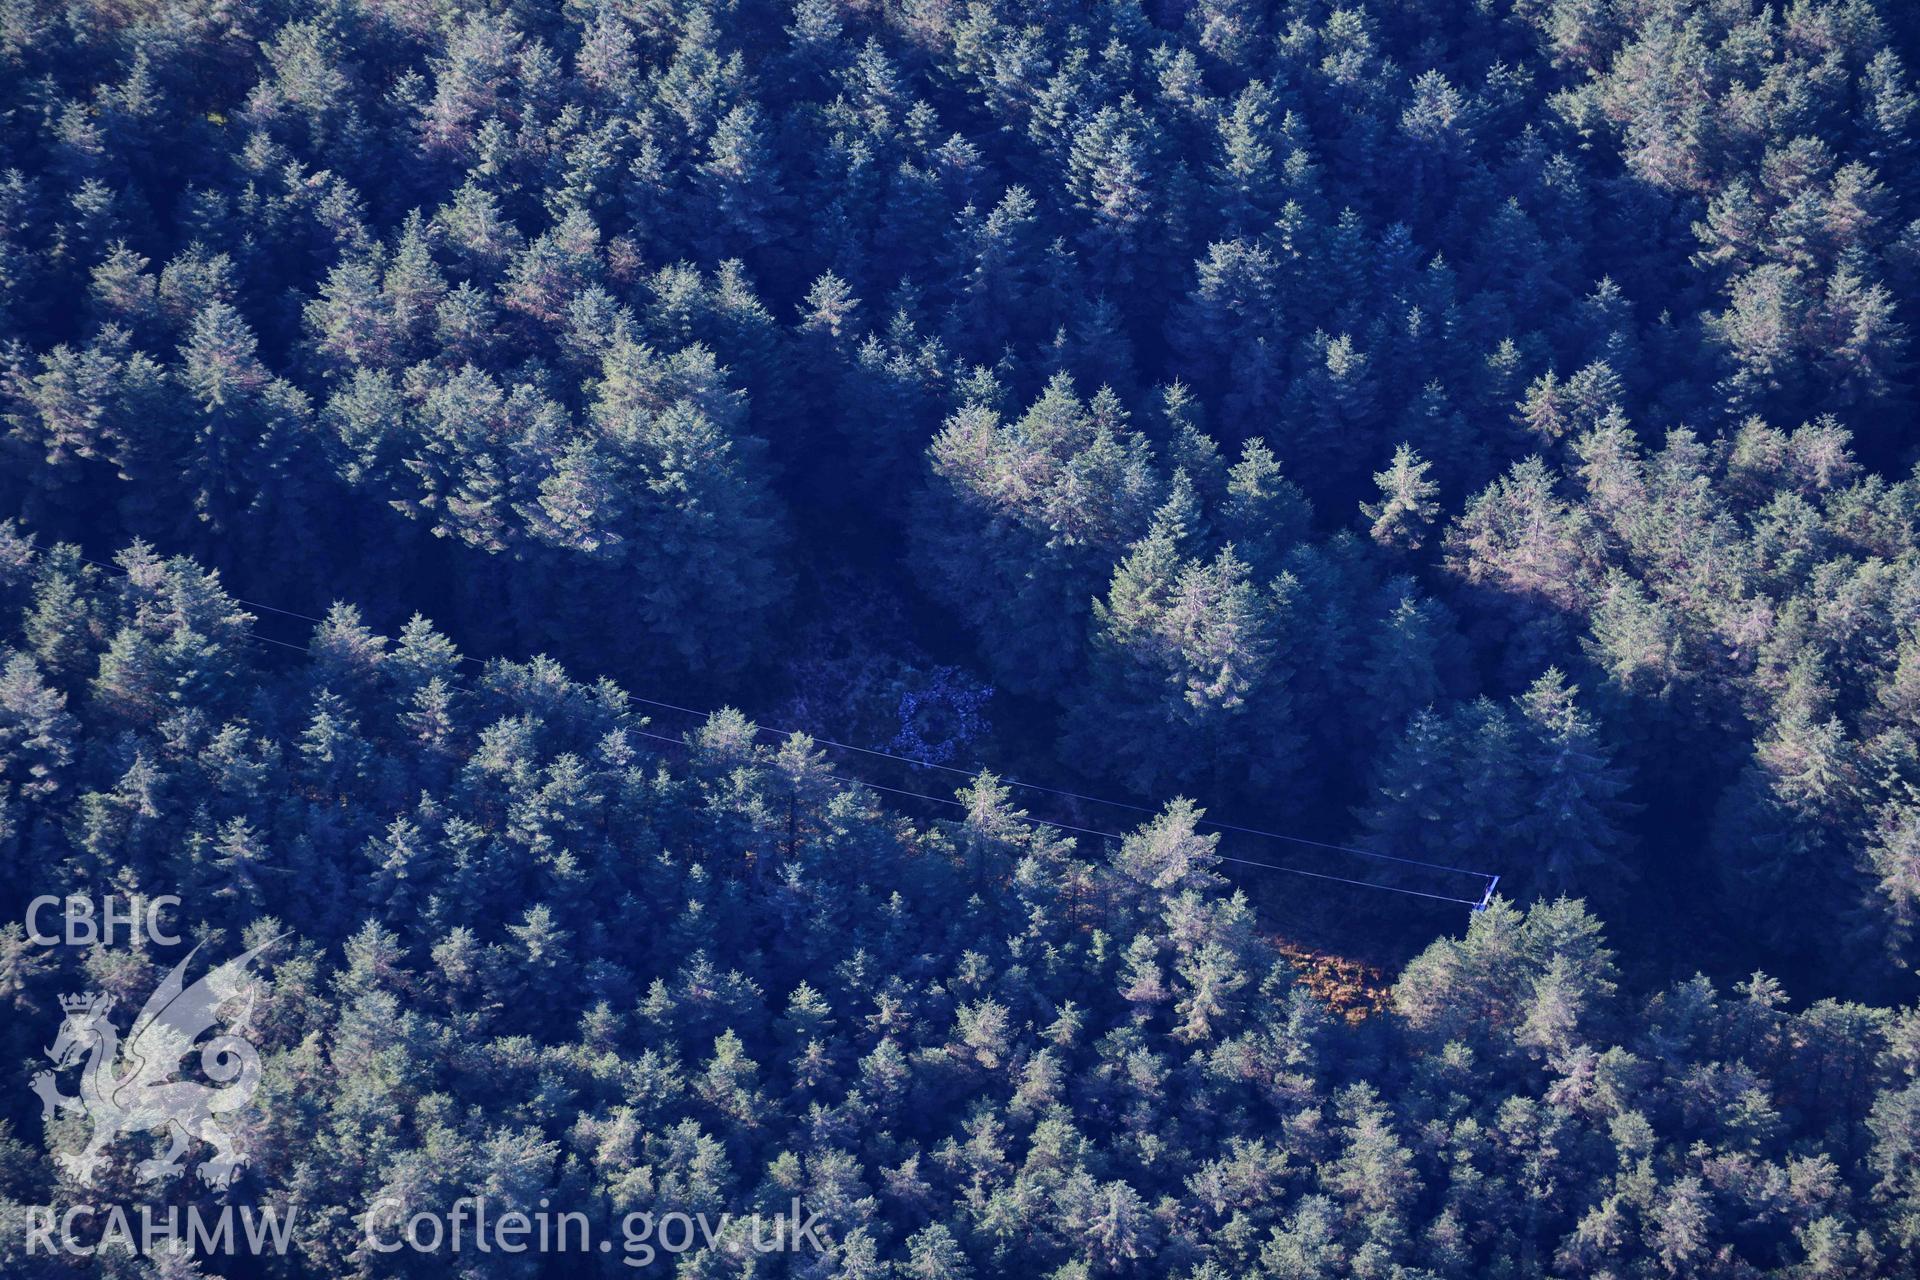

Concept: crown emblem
[[59, 992, 112, 1018]]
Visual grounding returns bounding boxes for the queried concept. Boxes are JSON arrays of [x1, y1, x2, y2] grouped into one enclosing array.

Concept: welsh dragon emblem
[[31, 940, 275, 1190]]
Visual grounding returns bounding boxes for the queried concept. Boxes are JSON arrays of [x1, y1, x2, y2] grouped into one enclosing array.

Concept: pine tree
[[1360, 444, 1440, 552], [1111, 800, 1222, 904], [1362, 583, 1445, 731], [798, 271, 861, 344], [903, 1223, 973, 1280], [1512, 669, 1636, 897], [696, 103, 782, 250], [305, 253, 396, 372], [1210, 81, 1280, 232], [1218, 438, 1310, 579], [1066, 502, 1299, 796], [916, 373, 1155, 694], [1068, 105, 1155, 287], [178, 302, 310, 534], [0, 652, 76, 804]]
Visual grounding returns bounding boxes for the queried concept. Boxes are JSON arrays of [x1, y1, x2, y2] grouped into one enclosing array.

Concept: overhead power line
[[66, 548, 1500, 910]]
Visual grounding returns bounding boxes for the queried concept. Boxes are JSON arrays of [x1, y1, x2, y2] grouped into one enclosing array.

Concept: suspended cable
[[227, 633, 1479, 906], [75, 547, 1497, 898], [622, 718, 1482, 905]]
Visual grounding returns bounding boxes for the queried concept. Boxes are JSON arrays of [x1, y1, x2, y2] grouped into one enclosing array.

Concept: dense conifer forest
[[5, 0, 1920, 1274]]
